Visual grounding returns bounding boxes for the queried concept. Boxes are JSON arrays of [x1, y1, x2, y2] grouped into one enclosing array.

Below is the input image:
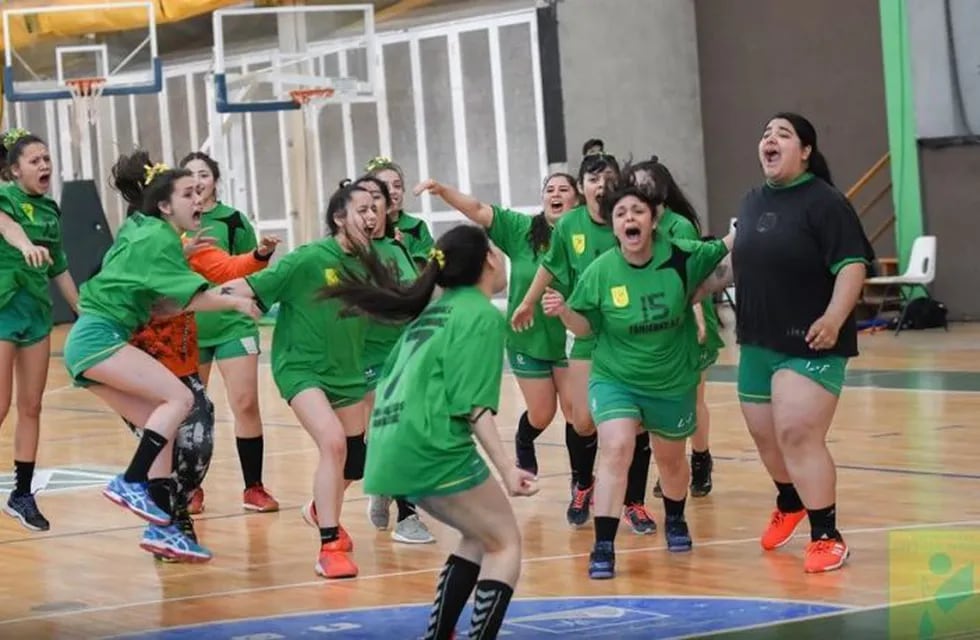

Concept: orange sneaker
[[761, 508, 806, 550], [243, 484, 279, 512], [315, 541, 358, 579], [301, 500, 353, 552], [804, 537, 849, 573], [187, 487, 204, 515]]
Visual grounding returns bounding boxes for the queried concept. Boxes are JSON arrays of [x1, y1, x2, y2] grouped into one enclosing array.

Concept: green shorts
[[507, 349, 568, 379], [588, 377, 697, 440], [364, 434, 491, 504], [63, 314, 130, 387], [276, 369, 365, 408], [199, 333, 261, 364], [364, 363, 384, 391], [738, 344, 848, 403], [698, 346, 720, 372], [0, 289, 51, 347], [568, 334, 595, 361]]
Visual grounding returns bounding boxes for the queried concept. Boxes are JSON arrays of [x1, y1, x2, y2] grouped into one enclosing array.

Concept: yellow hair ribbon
[[143, 162, 170, 185], [428, 247, 445, 269], [365, 155, 393, 172], [2, 127, 31, 148]]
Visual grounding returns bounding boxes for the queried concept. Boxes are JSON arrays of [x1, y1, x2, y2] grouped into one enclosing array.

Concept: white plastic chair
[[865, 235, 944, 334]]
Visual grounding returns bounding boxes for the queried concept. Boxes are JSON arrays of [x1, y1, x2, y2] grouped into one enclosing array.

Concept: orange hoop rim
[[65, 76, 106, 97], [289, 87, 335, 105]]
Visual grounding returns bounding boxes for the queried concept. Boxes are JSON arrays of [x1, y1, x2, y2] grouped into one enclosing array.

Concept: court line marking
[[671, 589, 980, 640], [103, 594, 856, 639], [3, 517, 979, 626]]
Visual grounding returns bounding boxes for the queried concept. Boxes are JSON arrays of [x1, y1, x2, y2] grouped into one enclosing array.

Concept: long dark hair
[[111, 149, 191, 218], [320, 224, 491, 324], [0, 128, 47, 182], [529, 172, 579, 257], [622, 156, 701, 234], [769, 112, 833, 186]]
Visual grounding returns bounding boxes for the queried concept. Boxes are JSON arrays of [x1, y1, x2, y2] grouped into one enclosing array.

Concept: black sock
[[396, 498, 417, 522], [123, 429, 168, 483], [146, 477, 175, 518], [422, 554, 481, 640], [808, 504, 840, 541], [624, 432, 651, 505], [516, 411, 544, 444], [13, 460, 35, 496], [692, 448, 710, 460], [320, 526, 339, 545], [566, 427, 598, 490], [565, 423, 579, 486], [663, 495, 686, 519], [775, 481, 805, 513], [469, 579, 515, 640], [594, 515, 619, 544], [236, 436, 264, 488]]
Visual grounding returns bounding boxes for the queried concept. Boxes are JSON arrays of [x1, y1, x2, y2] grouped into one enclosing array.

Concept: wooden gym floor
[[1, 310, 979, 639]]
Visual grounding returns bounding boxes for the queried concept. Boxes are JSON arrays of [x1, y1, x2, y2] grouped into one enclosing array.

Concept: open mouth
[[763, 147, 781, 164], [192, 210, 202, 221], [549, 199, 564, 213], [38, 173, 50, 187], [624, 226, 641, 241]]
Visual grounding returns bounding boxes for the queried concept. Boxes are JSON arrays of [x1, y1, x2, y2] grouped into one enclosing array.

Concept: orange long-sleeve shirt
[[129, 245, 269, 377]]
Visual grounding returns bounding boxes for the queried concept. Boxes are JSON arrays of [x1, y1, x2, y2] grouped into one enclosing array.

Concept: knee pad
[[344, 434, 367, 480]]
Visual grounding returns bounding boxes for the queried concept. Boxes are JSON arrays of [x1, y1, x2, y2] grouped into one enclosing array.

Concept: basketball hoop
[[290, 87, 335, 119], [66, 77, 106, 129]]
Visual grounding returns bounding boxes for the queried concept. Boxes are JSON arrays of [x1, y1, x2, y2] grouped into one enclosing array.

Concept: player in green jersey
[[543, 179, 734, 580], [734, 113, 871, 574], [178, 152, 278, 515], [348, 174, 436, 545], [321, 223, 538, 640], [0, 128, 79, 532], [63, 162, 260, 561], [365, 156, 434, 264], [410, 173, 580, 484], [628, 157, 722, 499], [220, 183, 377, 580], [510, 143, 658, 534]]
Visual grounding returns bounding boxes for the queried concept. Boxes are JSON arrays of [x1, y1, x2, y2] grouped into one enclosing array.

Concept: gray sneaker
[[367, 495, 392, 530], [391, 514, 435, 544]]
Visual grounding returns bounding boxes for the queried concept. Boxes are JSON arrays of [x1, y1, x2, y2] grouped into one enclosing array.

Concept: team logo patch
[[324, 268, 340, 285], [20, 202, 34, 221], [610, 285, 629, 308], [572, 234, 586, 255]]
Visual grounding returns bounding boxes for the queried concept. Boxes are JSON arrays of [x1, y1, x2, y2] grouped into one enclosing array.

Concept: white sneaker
[[367, 495, 392, 530], [391, 514, 435, 544]]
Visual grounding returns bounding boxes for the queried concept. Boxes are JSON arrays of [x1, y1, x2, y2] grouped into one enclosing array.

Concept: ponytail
[[321, 224, 491, 324], [806, 148, 833, 186]]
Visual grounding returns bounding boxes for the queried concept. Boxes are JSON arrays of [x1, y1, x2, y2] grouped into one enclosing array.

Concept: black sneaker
[[514, 431, 538, 476], [566, 481, 593, 527], [665, 515, 692, 552], [690, 452, 713, 497], [4, 492, 50, 531]]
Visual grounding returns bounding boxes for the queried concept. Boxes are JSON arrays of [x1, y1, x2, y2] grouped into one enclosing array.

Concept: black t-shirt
[[732, 174, 874, 358]]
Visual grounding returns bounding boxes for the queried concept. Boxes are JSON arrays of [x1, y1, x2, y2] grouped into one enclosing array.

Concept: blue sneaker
[[665, 516, 693, 552], [588, 541, 615, 579], [103, 475, 171, 525], [140, 523, 212, 562]]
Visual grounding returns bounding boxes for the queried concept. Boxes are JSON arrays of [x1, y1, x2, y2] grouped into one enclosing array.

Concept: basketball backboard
[[2, 0, 161, 102], [212, 3, 377, 113]]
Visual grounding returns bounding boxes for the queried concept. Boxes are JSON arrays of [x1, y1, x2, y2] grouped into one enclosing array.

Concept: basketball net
[[289, 87, 334, 127], [66, 77, 105, 136]]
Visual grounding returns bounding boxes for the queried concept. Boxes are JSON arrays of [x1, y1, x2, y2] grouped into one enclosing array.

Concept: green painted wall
[[879, 0, 924, 270]]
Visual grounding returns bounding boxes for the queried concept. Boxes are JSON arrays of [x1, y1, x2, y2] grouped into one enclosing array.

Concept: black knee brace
[[344, 434, 367, 480]]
